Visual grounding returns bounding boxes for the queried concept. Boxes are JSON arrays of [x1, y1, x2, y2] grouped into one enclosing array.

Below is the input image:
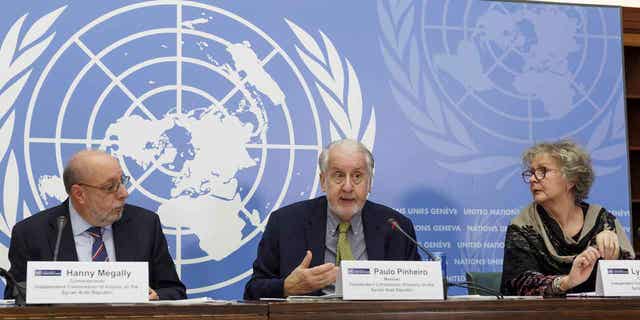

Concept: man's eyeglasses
[[77, 175, 130, 193], [521, 167, 557, 183], [329, 171, 368, 185]]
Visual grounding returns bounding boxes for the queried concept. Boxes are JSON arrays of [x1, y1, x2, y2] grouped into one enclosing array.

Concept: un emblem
[[378, 0, 627, 278], [379, 0, 626, 187], [6, 1, 376, 297]]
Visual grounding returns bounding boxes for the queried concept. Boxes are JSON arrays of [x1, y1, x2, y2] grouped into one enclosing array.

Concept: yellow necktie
[[336, 222, 354, 266]]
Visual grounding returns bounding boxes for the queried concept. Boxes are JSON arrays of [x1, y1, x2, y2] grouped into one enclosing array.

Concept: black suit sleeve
[[149, 214, 187, 300], [4, 223, 28, 299], [243, 212, 285, 300]]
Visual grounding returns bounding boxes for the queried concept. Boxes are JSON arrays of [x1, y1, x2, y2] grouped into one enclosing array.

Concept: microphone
[[386, 218, 503, 299], [4, 216, 68, 306], [387, 218, 436, 261], [53, 216, 67, 261], [387, 217, 445, 298], [0, 268, 25, 306]]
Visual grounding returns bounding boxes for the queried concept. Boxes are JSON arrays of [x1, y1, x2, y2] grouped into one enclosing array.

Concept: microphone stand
[[0, 268, 26, 306], [53, 216, 67, 261], [4, 216, 67, 306], [447, 281, 504, 299], [387, 218, 503, 300]]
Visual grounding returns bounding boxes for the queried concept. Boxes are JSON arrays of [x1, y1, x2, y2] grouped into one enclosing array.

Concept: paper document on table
[[447, 295, 499, 300], [566, 291, 601, 298], [286, 293, 342, 301], [145, 297, 234, 305], [498, 295, 544, 300]]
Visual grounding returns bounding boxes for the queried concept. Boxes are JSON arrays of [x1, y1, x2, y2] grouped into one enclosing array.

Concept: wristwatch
[[552, 276, 565, 294]]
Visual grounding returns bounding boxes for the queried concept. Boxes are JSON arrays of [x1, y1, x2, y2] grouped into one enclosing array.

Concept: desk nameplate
[[26, 261, 148, 304], [595, 260, 640, 297], [339, 260, 444, 300]]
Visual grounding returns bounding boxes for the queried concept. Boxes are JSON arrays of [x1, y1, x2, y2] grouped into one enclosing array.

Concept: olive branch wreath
[[0, 6, 66, 270], [286, 19, 376, 151]]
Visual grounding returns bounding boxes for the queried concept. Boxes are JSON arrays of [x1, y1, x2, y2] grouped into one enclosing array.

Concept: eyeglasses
[[329, 171, 368, 185], [521, 167, 558, 183], [77, 175, 130, 194]]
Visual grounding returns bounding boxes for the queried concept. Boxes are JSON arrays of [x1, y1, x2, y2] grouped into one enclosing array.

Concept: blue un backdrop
[[0, 0, 629, 298]]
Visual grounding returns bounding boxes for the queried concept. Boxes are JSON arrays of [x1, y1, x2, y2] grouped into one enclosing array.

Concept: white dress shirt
[[68, 202, 116, 262]]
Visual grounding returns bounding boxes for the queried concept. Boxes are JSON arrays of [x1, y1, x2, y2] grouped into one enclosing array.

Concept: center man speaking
[[244, 139, 421, 299]]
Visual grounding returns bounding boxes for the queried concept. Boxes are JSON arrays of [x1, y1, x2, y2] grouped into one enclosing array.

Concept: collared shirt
[[322, 207, 368, 295], [324, 208, 368, 265], [69, 202, 116, 262]]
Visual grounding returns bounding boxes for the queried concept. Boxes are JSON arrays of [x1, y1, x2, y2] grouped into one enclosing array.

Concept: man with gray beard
[[244, 139, 421, 299]]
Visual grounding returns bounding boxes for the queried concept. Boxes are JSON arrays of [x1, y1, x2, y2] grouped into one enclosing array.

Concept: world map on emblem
[[421, 1, 621, 143], [24, 1, 323, 294]]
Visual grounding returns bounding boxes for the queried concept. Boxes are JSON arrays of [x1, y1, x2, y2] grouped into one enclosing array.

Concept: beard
[[90, 205, 124, 226], [327, 201, 363, 221]]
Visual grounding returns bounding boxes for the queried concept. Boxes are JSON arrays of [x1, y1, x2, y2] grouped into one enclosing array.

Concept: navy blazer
[[243, 196, 421, 299], [4, 200, 186, 300]]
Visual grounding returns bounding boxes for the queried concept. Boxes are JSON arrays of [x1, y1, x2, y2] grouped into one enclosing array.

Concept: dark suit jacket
[[243, 196, 421, 299], [4, 200, 186, 300]]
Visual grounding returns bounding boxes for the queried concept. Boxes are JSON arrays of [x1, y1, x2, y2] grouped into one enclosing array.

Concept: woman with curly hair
[[501, 140, 634, 296]]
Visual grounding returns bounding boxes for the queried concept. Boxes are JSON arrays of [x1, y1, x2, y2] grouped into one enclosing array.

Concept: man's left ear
[[70, 185, 85, 204]]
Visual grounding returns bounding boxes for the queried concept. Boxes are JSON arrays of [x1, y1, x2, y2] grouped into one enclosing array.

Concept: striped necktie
[[87, 227, 109, 262], [336, 222, 354, 267]]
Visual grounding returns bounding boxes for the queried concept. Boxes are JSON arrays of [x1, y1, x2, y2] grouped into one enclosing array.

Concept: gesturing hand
[[148, 287, 159, 300], [595, 230, 619, 260], [283, 250, 339, 297], [563, 246, 601, 291]]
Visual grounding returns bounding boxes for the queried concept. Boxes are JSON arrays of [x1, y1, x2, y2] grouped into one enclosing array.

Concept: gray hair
[[522, 139, 594, 202], [318, 139, 374, 175]]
